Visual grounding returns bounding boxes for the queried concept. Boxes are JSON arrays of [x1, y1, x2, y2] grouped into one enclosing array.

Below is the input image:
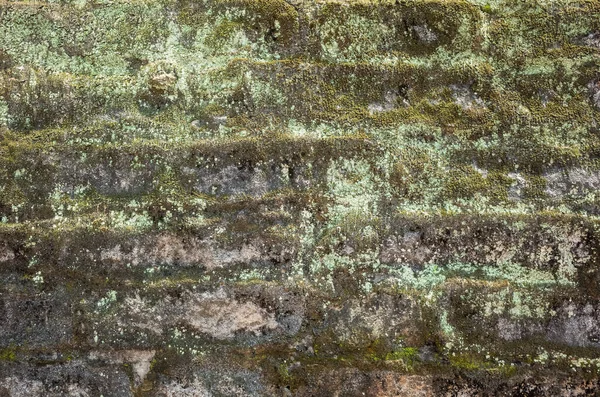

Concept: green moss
[[214, 0, 299, 45], [384, 347, 419, 366], [481, 3, 495, 14], [277, 362, 293, 384], [522, 174, 548, 201], [0, 346, 17, 362], [203, 20, 245, 51], [449, 353, 484, 370], [441, 165, 513, 203]]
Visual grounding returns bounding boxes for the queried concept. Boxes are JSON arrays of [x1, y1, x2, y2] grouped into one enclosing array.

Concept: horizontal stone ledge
[[0, 134, 376, 202]]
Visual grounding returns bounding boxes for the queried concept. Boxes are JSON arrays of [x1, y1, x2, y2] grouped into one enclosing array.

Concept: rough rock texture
[[1, 0, 600, 395]]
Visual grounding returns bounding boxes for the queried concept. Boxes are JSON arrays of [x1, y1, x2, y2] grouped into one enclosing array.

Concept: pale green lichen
[[97, 290, 118, 311]]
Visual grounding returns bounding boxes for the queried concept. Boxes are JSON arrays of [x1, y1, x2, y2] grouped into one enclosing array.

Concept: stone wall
[[1, 0, 600, 395]]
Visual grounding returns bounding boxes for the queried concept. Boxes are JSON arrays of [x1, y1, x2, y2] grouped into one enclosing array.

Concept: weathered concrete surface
[[2, 0, 600, 395]]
